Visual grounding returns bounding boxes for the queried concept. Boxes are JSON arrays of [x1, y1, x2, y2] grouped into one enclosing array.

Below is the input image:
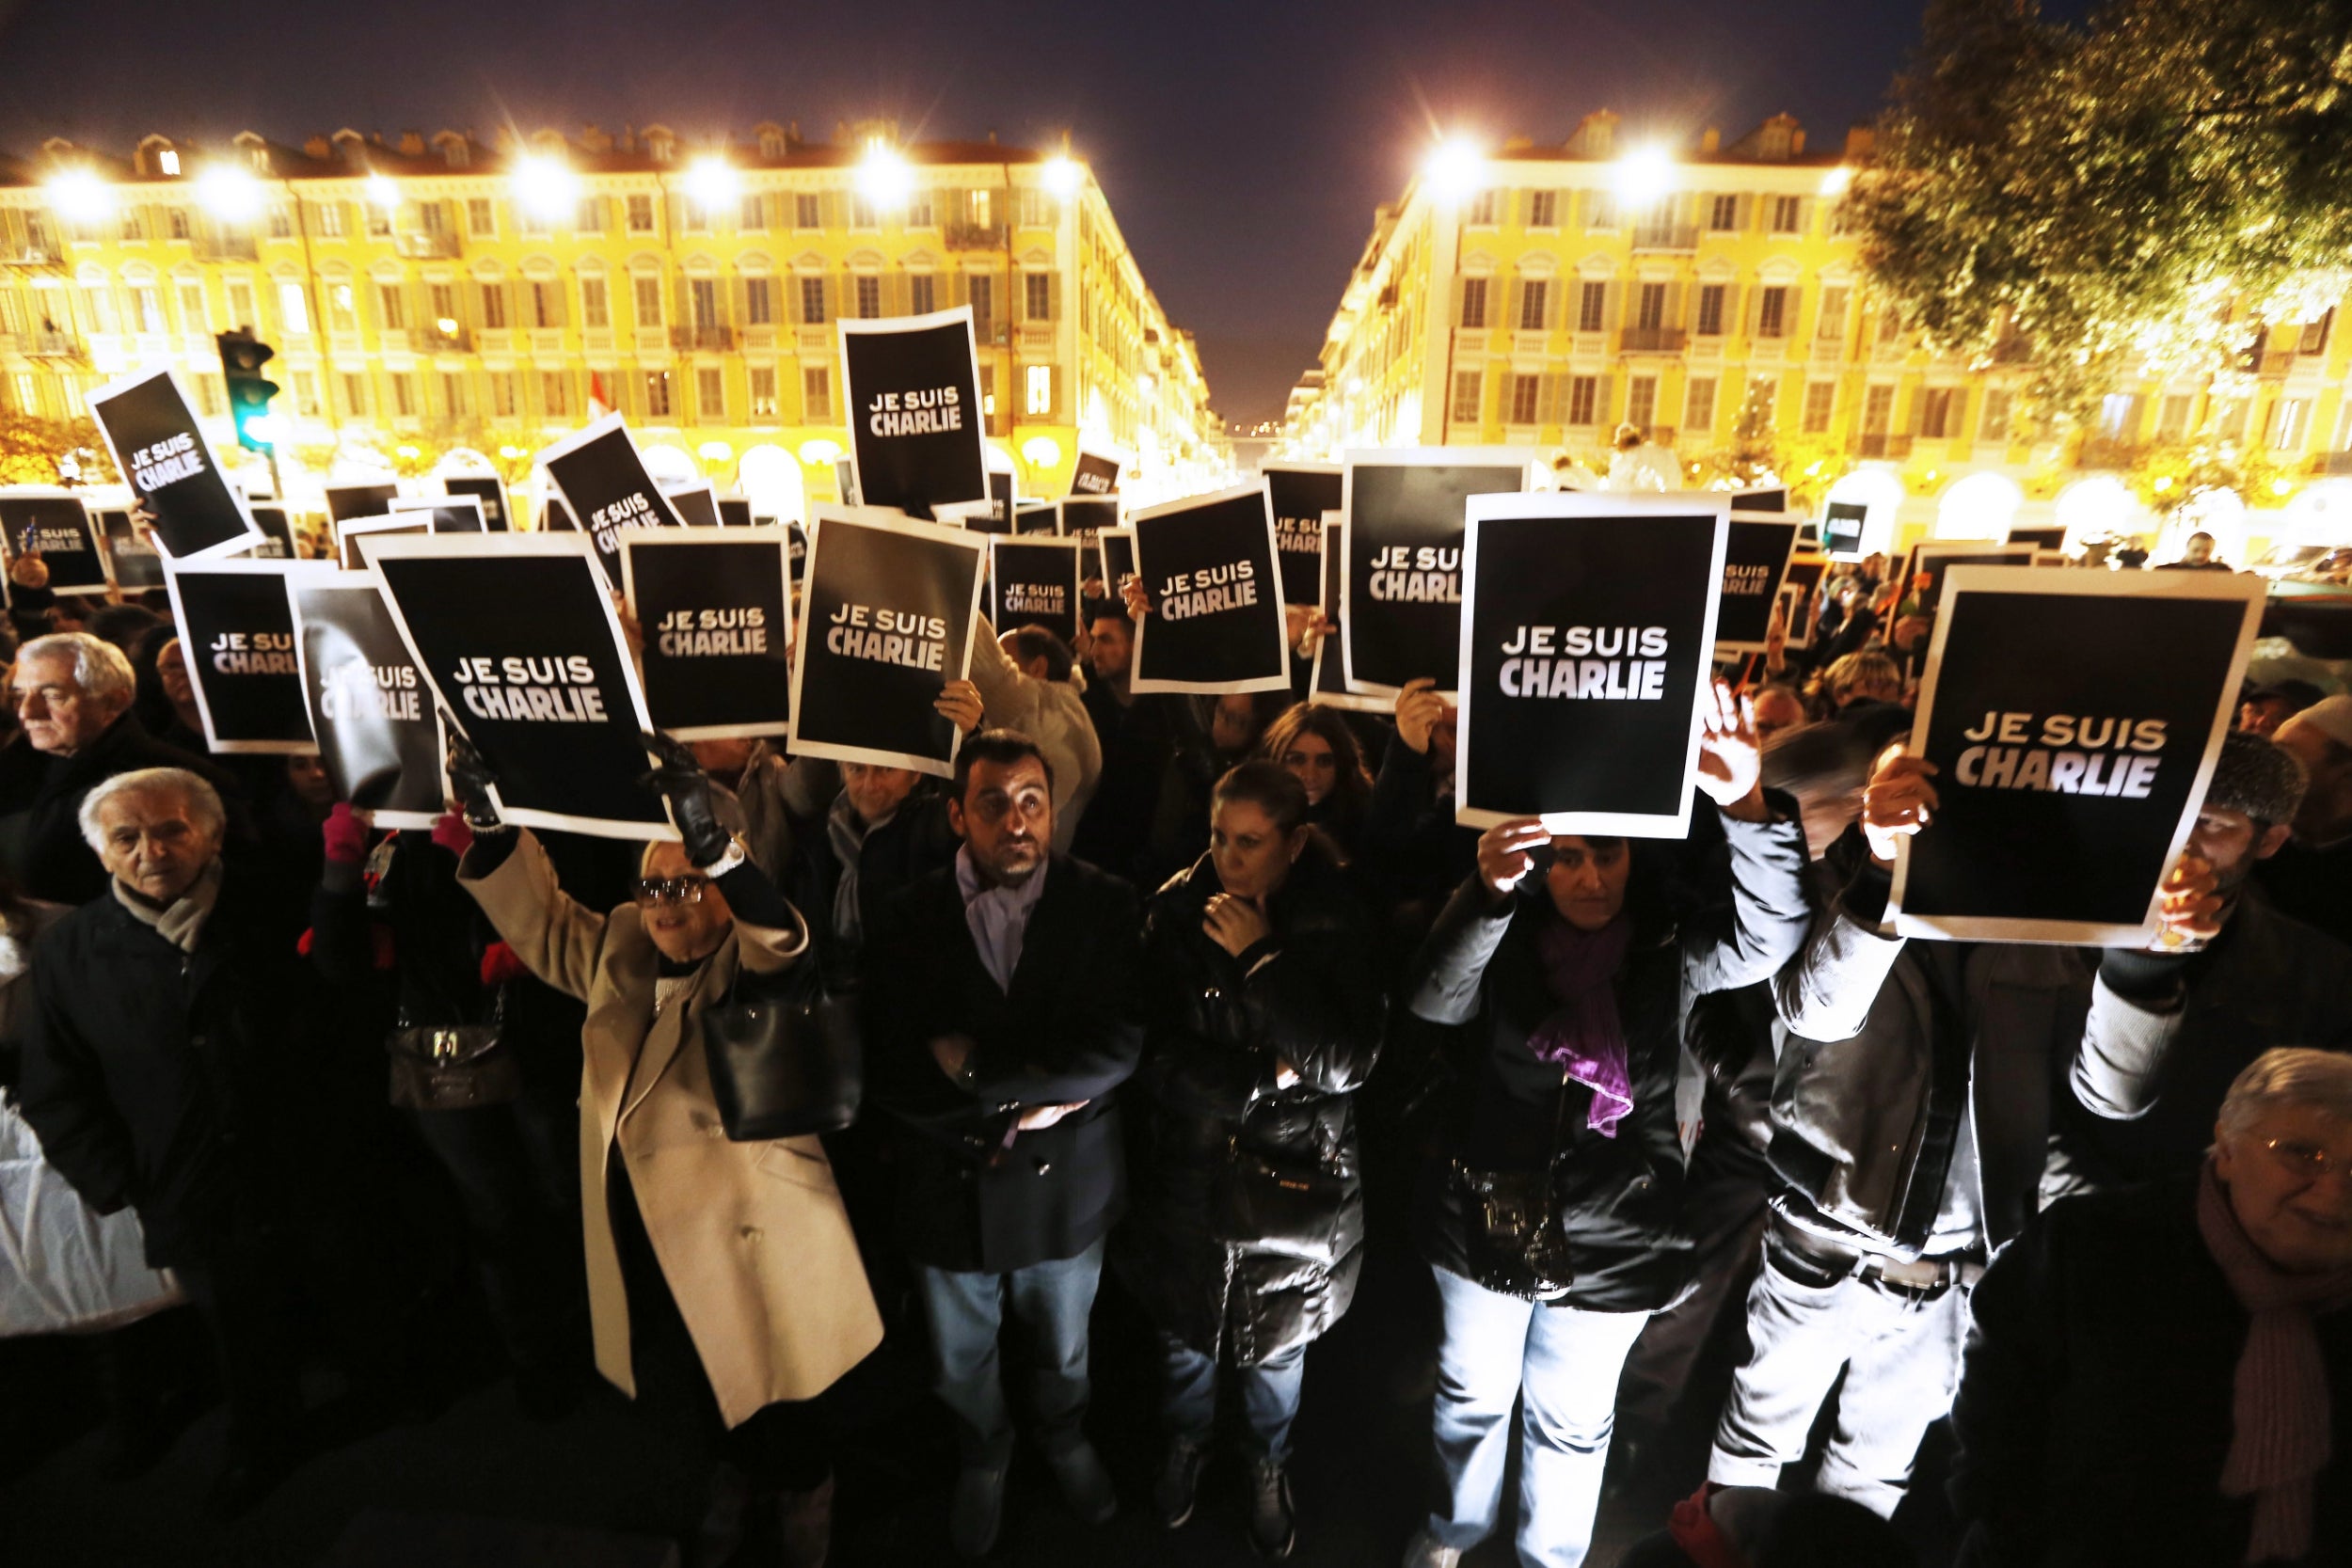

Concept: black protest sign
[[95, 508, 165, 588], [1263, 462, 1343, 607], [664, 483, 723, 528], [247, 505, 295, 559], [289, 574, 446, 829], [325, 483, 400, 525], [1915, 543, 2035, 611], [970, 470, 1016, 533], [443, 475, 511, 532], [163, 559, 329, 753], [1456, 493, 1729, 837], [989, 537, 1082, 644], [87, 368, 262, 561], [1310, 516, 1385, 713], [1096, 529, 1136, 594], [539, 415, 687, 583], [1057, 496, 1119, 546], [1822, 501, 1867, 558], [1714, 514, 1803, 654], [1070, 447, 1120, 497], [1014, 503, 1059, 536], [339, 515, 428, 572], [839, 308, 988, 519], [541, 495, 578, 533], [1780, 556, 1828, 649], [718, 496, 754, 530], [2007, 524, 2066, 550], [390, 496, 487, 533], [1736, 487, 1788, 514], [366, 534, 670, 840], [1131, 483, 1291, 696], [622, 529, 794, 741], [0, 494, 108, 594], [786, 519, 810, 583], [1342, 450, 1530, 700], [1889, 570, 2264, 943], [790, 510, 985, 777]]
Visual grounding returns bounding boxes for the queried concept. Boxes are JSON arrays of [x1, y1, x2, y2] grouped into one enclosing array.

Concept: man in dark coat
[[0, 631, 240, 904], [15, 767, 400, 1513], [863, 729, 1144, 1558]]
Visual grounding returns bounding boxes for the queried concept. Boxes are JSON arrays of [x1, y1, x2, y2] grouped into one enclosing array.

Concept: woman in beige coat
[[453, 736, 881, 1568]]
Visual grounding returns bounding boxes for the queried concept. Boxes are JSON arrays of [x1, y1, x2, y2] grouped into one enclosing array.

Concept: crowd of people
[[0, 525, 2348, 1568]]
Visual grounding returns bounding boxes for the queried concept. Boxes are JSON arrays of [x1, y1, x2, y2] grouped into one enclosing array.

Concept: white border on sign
[[324, 481, 402, 523], [537, 412, 691, 589], [0, 488, 112, 595], [1129, 480, 1295, 696], [660, 480, 722, 527], [389, 495, 488, 532], [442, 474, 511, 531], [1912, 540, 2038, 609], [836, 306, 991, 513], [1778, 555, 1829, 651], [1453, 489, 1732, 838], [360, 530, 674, 842], [620, 525, 796, 741], [284, 570, 448, 830], [1713, 510, 1805, 657], [1308, 513, 1386, 713], [1338, 446, 1536, 702], [1887, 564, 2265, 944], [338, 514, 430, 572], [1056, 495, 1121, 538], [86, 365, 267, 562], [788, 506, 987, 779], [1260, 459, 1344, 479], [1820, 502, 1869, 562], [986, 533, 1085, 640], [1069, 442, 1128, 498], [1095, 527, 1136, 593], [160, 555, 336, 754]]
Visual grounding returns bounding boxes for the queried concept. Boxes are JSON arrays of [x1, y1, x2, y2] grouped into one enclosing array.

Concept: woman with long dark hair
[[1256, 703, 1376, 860]]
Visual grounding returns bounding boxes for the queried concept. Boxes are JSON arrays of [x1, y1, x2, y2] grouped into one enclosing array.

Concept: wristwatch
[[699, 836, 749, 879]]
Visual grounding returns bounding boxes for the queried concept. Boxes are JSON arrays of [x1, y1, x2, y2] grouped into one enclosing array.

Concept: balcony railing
[[420, 324, 470, 354], [1857, 433, 1914, 460], [395, 230, 463, 260], [6, 241, 64, 266], [945, 222, 1007, 251], [194, 231, 258, 262], [1629, 223, 1699, 253], [672, 325, 735, 352], [24, 331, 83, 358], [1619, 327, 1688, 354]]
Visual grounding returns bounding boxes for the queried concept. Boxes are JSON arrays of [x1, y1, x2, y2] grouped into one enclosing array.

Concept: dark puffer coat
[[1119, 842, 1385, 1366]]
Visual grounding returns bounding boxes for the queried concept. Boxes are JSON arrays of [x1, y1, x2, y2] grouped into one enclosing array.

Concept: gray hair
[[18, 632, 137, 711], [78, 767, 227, 853], [2204, 730, 2308, 828], [2217, 1047, 2352, 1141]]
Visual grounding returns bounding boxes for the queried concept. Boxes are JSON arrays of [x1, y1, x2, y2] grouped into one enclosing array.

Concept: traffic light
[[216, 328, 279, 452]]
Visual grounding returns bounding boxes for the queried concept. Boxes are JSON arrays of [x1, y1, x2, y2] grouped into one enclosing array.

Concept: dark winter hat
[[2203, 730, 2308, 827]]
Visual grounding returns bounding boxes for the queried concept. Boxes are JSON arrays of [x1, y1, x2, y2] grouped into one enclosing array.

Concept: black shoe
[[1046, 1441, 1118, 1527], [1601, 1432, 1656, 1505], [1153, 1438, 1207, 1529], [949, 1464, 1008, 1558], [1245, 1455, 1295, 1560]]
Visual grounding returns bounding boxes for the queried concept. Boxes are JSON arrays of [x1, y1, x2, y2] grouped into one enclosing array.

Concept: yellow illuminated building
[[1285, 110, 2352, 562], [0, 119, 1226, 517]]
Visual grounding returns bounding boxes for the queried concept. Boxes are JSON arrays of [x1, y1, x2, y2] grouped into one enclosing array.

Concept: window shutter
[[1047, 273, 1062, 322], [948, 271, 968, 309], [1449, 275, 1464, 328], [1734, 194, 1755, 232], [1784, 286, 1803, 339], [788, 274, 808, 325], [1504, 278, 1523, 335], [1602, 280, 1623, 334], [1050, 366, 1064, 419], [1539, 372, 1565, 426]]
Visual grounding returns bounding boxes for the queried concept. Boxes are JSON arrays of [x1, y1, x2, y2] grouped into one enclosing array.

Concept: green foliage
[[0, 411, 116, 486], [1851, 0, 2352, 419]]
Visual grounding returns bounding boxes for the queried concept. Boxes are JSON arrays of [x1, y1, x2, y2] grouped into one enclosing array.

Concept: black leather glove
[[446, 722, 504, 832], [640, 730, 731, 867]]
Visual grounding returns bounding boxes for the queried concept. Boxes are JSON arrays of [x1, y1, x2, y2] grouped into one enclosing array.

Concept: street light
[[698, 439, 734, 463], [512, 152, 579, 222], [365, 174, 402, 210], [46, 168, 110, 223], [1021, 436, 1063, 468], [1820, 165, 1853, 198], [195, 165, 264, 223], [1041, 154, 1083, 199], [1423, 137, 1486, 206], [685, 155, 739, 209], [1613, 145, 1676, 207], [797, 437, 844, 467], [856, 139, 913, 208]]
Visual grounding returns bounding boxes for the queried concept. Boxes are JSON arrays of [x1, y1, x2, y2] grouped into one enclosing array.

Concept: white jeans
[[1706, 1236, 1970, 1516], [1424, 1263, 1650, 1568]]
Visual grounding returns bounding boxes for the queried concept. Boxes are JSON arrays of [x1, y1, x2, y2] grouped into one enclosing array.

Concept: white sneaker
[[1400, 1528, 1462, 1568]]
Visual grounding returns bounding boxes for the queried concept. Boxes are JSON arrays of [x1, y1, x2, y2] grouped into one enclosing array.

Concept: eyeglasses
[[631, 876, 710, 907], [2265, 1138, 2348, 1182]]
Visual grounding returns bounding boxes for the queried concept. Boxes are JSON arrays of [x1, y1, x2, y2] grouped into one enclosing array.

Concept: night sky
[[0, 0, 1992, 424]]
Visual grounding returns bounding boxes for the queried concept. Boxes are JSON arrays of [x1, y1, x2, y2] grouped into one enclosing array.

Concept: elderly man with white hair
[[1953, 1046, 2352, 1567], [0, 631, 234, 903], [15, 766, 393, 1513]]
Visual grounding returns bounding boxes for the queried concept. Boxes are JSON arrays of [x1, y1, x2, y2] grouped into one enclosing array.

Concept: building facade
[[1283, 110, 2352, 561], [0, 119, 1225, 516]]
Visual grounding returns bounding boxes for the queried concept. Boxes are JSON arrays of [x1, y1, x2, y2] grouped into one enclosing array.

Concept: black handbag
[[387, 989, 519, 1112], [700, 954, 862, 1141], [1212, 1145, 1347, 1261], [1449, 1094, 1573, 1299]]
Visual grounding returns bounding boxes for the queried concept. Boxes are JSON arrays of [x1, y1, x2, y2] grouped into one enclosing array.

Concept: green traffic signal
[[216, 328, 279, 452]]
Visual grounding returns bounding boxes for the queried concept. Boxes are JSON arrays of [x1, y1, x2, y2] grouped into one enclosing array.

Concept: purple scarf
[[2196, 1160, 2352, 1565], [1526, 915, 1634, 1137]]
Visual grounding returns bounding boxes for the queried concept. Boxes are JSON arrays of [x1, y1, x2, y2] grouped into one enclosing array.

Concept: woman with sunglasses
[[451, 732, 880, 1568]]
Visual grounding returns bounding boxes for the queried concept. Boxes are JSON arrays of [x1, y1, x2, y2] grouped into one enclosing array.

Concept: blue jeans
[[1159, 1332, 1308, 1463], [915, 1238, 1105, 1467], [1425, 1263, 1649, 1568]]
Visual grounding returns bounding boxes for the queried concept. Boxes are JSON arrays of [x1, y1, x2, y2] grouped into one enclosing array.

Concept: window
[[268, 206, 294, 240], [795, 193, 822, 230], [910, 275, 935, 316], [749, 366, 778, 420], [643, 370, 673, 418], [1696, 283, 1726, 337], [576, 197, 608, 233], [178, 281, 207, 331], [1526, 190, 1557, 228], [626, 194, 655, 234], [850, 195, 879, 230], [530, 280, 560, 329], [691, 277, 721, 327], [1626, 376, 1657, 430], [1467, 190, 1497, 226], [341, 372, 367, 419], [1567, 374, 1599, 426], [1863, 384, 1895, 433], [278, 280, 311, 334], [391, 372, 417, 418], [855, 276, 882, 319], [967, 190, 993, 229], [2299, 309, 2334, 356], [1460, 277, 1487, 329], [1768, 196, 1803, 234], [326, 283, 358, 332], [968, 275, 993, 335], [633, 275, 663, 327], [441, 372, 468, 419], [907, 192, 935, 228], [2273, 396, 2312, 451], [479, 282, 507, 330], [1584, 193, 1618, 230], [374, 283, 405, 330], [1025, 272, 1052, 321], [697, 366, 724, 421], [1685, 376, 1718, 432], [1918, 388, 1956, 439], [979, 364, 997, 423], [367, 204, 392, 238], [1981, 388, 2016, 443], [1518, 278, 1550, 332], [1019, 190, 1055, 228], [2097, 392, 2137, 439], [314, 201, 344, 238], [1575, 280, 1604, 332], [1817, 286, 1849, 341], [428, 283, 457, 326], [1025, 364, 1055, 416], [542, 371, 570, 418], [489, 371, 517, 419], [227, 279, 257, 332], [580, 277, 609, 328], [801, 277, 828, 324], [1708, 193, 1739, 231], [1757, 286, 1788, 339], [2155, 392, 2192, 442], [1740, 376, 1778, 431], [1636, 282, 1666, 332], [132, 285, 165, 334], [418, 201, 447, 235], [119, 208, 143, 243], [739, 194, 766, 231], [1451, 370, 1483, 424], [745, 277, 774, 326], [467, 198, 495, 236], [1509, 373, 1541, 425], [1803, 381, 1836, 434], [167, 208, 190, 241], [294, 372, 321, 418], [803, 365, 832, 421]]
